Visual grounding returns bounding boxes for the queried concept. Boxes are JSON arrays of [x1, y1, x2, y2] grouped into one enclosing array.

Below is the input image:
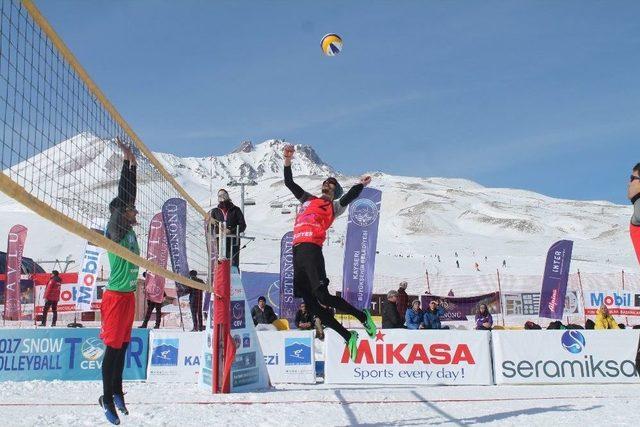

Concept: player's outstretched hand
[[360, 175, 372, 187], [283, 144, 295, 166]]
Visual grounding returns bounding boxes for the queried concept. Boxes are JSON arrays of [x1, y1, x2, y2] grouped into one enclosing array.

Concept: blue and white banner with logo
[[342, 188, 382, 310], [0, 328, 149, 381], [539, 240, 573, 319], [257, 330, 316, 384], [493, 330, 640, 384], [200, 268, 270, 392], [147, 330, 204, 383]]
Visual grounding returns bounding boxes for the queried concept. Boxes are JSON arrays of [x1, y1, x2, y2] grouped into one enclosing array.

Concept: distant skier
[[456, 260, 460, 269], [502, 259, 507, 268], [282, 144, 376, 360], [475, 262, 480, 272]]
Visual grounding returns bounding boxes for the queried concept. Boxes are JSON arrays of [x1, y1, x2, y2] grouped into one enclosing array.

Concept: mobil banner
[[147, 330, 204, 383], [257, 330, 316, 384], [0, 328, 149, 381], [493, 330, 640, 385], [34, 280, 105, 313], [75, 232, 104, 312], [584, 290, 640, 316], [324, 329, 492, 385]]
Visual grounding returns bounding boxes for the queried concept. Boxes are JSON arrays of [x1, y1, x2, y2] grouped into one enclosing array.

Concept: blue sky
[[35, 0, 640, 203]]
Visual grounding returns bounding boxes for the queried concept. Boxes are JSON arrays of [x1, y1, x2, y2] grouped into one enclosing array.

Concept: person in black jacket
[[188, 270, 205, 332], [251, 296, 277, 330], [295, 302, 314, 330], [382, 290, 404, 329], [210, 189, 246, 269]]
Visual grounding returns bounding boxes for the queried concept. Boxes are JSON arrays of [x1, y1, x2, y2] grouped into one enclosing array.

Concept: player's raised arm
[[283, 144, 311, 203]]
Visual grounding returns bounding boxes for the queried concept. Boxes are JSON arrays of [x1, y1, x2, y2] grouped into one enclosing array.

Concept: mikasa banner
[[324, 329, 492, 385], [493, 330, 640, 385]]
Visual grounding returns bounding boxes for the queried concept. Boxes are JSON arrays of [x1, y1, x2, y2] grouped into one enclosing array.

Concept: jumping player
[[99, 139, 139, 425], [282, 144, 376, 360]]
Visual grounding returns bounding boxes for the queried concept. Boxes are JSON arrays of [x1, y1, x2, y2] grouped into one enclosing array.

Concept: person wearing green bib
[[99, 139, 139, 425]]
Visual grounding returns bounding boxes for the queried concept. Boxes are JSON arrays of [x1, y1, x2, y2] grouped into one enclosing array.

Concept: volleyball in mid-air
[[321, 33, 342, 56]]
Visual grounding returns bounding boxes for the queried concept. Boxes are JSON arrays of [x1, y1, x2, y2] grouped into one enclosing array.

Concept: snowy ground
[[1, 380, 638, 426]]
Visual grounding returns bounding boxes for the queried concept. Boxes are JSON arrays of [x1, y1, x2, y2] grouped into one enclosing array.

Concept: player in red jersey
[[283, 145, 376, 360]]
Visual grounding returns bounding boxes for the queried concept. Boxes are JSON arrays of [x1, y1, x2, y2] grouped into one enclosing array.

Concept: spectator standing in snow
[[456, 260, 460, 269], [41, 270, 62, 327]]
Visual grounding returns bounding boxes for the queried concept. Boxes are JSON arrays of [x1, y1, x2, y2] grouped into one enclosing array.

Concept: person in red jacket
[[40, 270, 62, 327], [283, 144, 376, 361]]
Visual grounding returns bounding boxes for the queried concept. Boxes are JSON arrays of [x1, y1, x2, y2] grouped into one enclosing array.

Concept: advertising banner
[[420, 292, 501, 321], [3, 224, 27, 320], [201, 268, 270, 392], [75, 232, 104, 312], [278, 231, 299, 326], [162, 198, 189, 296], [342, 188, 382, 310], [493, 330, 640, 384], [257, 330, 316, 384], [0, 328, 149, 381], [145, 213, 169, 304], [503, 291, 580, 317], [583, 290, 640, 316], [34, 281, 104, 313], [539, 240, 573, 319], [147, 330, 204, 383], [324, 329, 493, 385], [242, 271, 280, 316]]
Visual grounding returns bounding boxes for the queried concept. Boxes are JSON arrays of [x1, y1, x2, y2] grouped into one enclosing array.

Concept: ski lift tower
[[227, 177, 258, 214]]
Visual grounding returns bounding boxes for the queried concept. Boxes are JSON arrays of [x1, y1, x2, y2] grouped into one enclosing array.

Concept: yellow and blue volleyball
[[321, 33, 343, 56]]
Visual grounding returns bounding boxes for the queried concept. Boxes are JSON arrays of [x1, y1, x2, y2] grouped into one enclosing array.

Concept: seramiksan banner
[[583, 290, 640, 316], [493, 330, 640, 384], [147, 330, 204, 383], [324, 329, 492, 385], [0, 328, 149, 381], [257, 330, 316, 384]]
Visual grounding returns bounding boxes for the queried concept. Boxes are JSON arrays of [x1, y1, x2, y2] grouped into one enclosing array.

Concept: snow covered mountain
[[0, 135, 636, 295]]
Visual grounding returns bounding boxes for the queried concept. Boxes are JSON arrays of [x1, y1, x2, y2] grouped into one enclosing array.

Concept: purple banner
[[342, 188, 382, 310], [279, 231, 300, 327], [420, 292, 501, 321], [539, 240, 573, 319], [3, 224, 27, 320], [162, 198, 189, 296], [145, 213, 169, 304]]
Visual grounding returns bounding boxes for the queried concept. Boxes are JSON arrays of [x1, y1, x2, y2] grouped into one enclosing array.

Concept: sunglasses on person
[[630, 175, 640, 182]]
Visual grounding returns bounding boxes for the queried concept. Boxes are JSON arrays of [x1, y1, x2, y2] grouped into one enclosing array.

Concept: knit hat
[[324, 177, 343, 199], [387, 290, 398, 299]]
